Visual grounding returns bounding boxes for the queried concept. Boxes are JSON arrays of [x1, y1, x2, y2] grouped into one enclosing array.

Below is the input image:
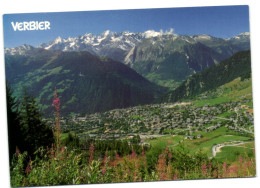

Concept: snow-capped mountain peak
[[122, 31, 134, 36], [38, 29, 175, 52], [102, 30, 111, 36], [239, 32, 250, 36], [226, 32, 250, 41], [55, 36, 63, 43], [4, 44, 35, 55], [5, 31, 250, 63]]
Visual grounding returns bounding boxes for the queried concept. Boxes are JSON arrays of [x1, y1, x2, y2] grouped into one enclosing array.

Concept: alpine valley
[[5, 29, 256, 185], [5, 30, 251, 116]]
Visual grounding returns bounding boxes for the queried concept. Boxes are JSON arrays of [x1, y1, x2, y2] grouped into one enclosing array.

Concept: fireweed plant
[[9, 89, 256, 187], [52, 88, 61, 152]]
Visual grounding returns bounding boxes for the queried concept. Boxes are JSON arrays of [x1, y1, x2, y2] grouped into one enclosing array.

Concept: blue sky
[[3, 5, 249, 48]]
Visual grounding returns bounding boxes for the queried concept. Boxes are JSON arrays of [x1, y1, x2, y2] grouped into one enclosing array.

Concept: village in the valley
[[52, 98, 254, 144]]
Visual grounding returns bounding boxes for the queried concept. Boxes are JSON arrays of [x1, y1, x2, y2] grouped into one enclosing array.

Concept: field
[[145, 126, 253, 159], [215, 142, 255, 162]]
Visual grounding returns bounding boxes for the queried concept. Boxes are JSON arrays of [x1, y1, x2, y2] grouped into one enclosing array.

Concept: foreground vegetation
[[10, 140, 256, 187]]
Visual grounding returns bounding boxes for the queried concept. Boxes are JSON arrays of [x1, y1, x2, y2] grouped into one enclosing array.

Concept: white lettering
[[18, 23, 23, 31], [11, 22, 18, 31], [39, 22, 44, 30], [11, 21, 51, 31], [29, 21, 36, 30], [36, 21, 39, 30], [23, 22, 29, 30], [45, 21, 51, 30]]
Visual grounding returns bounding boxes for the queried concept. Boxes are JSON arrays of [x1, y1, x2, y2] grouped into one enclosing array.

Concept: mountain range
[[5, 31, 250, 88], [4, 30, 251, 116]]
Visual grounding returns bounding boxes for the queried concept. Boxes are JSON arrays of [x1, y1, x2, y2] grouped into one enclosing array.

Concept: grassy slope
[[215, 142, 255, 162], [146, 76, 254, 162], [193, 77, 253, 107], [146, 127, 252, 159]]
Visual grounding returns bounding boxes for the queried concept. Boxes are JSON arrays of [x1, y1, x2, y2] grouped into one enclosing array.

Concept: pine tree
[[19, 89, 54, 157], [6, 84, 23, 163]]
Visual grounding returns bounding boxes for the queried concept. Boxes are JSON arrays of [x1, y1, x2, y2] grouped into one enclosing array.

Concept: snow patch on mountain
[[4, 44, 35, 55], [195, 34, 212, 40], [38, 29, 176, 53], [226, 32, 250, 41]]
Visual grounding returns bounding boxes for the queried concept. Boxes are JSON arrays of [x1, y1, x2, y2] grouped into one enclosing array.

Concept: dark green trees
[[19, 90, 54, 156], [6, 84, 23, 163], [6, 85, 54, 161]]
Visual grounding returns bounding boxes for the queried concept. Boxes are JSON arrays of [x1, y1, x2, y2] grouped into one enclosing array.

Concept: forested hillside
[[157, 50, 251, 103]]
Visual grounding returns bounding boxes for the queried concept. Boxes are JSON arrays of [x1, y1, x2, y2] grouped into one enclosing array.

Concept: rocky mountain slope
[[5, 48, 166, 116], [5, 31, 250, 88]]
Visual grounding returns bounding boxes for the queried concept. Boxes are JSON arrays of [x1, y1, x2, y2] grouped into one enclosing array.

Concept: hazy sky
[[3, 5, 249, 48]]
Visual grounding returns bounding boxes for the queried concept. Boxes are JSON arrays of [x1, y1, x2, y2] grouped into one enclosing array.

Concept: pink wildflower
[[103, 156, 107, 164], [239, 156, 243, 164], [52, 99, 60, 110], [131, 150, 136, 159], [52, 88, 60, 114], [15, 146, 20, 155], [102, 168, 106, 174], [168, 152, 172, 159], [160, 173, 167, 180], [247, 161, 252, 168], [141, 150, 145, 157], [115, 153, 120, 160], [201, 164, 208, 175], [229, 165, 238, 174], [173, 173, 178, 180], [223, 162, 227, 169], [202, 164, 207, 170], [52, 88, 61, 152], [223, 162, 228, 177], [51, 149, 55, 158], [25, 159, 32, 174], [89, 143, 94, 164], [157, 153, 166, 178]]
